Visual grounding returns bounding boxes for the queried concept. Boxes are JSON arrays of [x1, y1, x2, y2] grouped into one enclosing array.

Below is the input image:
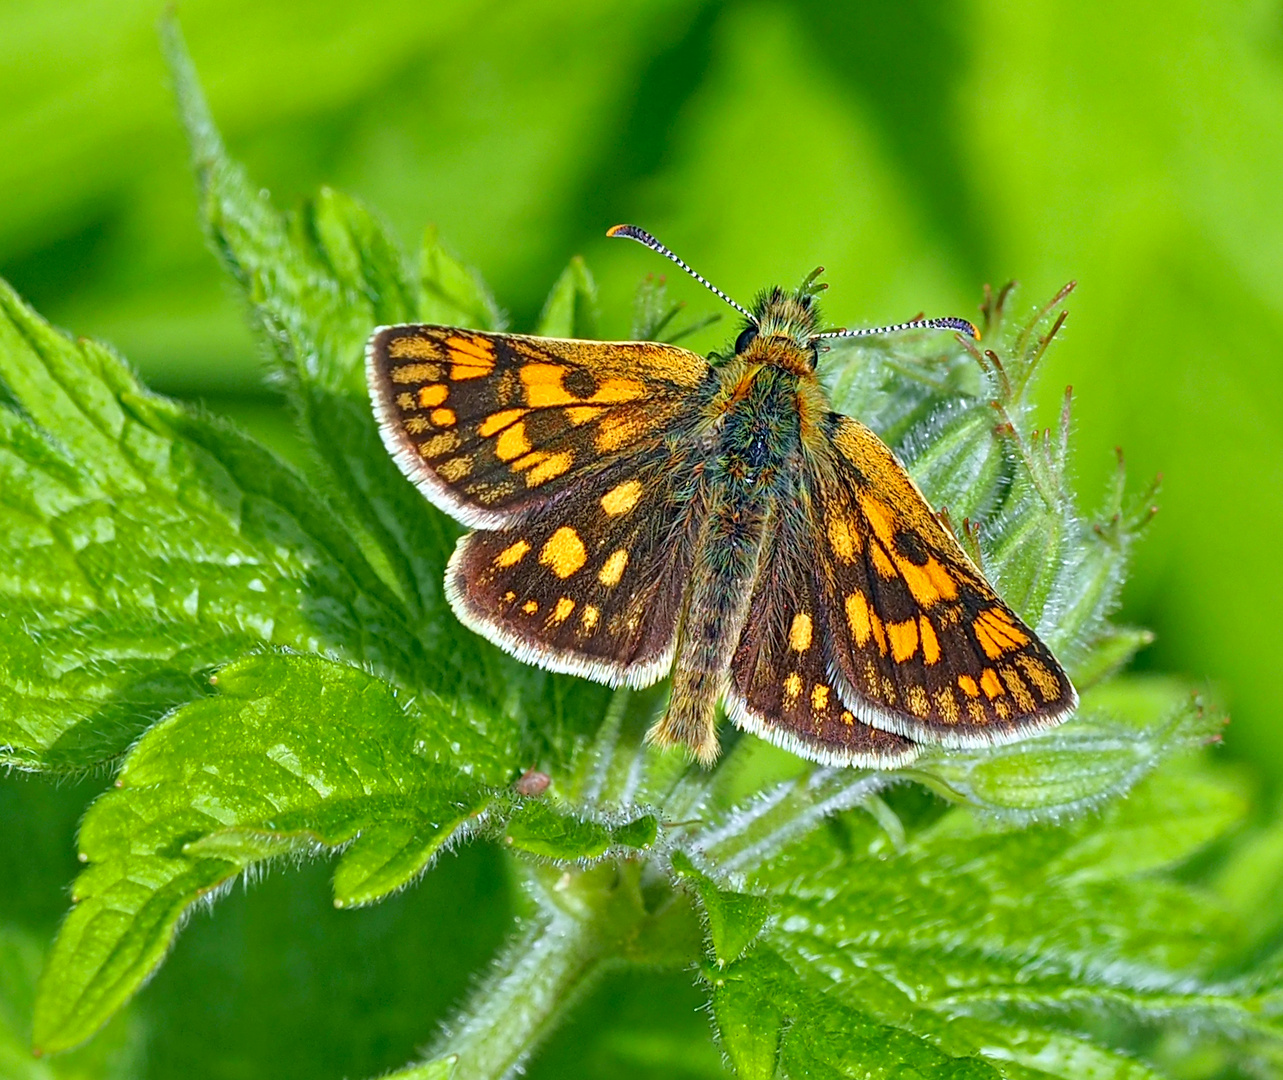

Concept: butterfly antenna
[[815, 315, 980, 341], [607, 224, 756, 323]]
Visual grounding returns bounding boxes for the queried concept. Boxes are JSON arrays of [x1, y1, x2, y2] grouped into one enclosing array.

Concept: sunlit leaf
[[33, 652, 496, 1053]]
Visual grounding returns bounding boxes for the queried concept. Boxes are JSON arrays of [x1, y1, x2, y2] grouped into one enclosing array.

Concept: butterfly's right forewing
[[810, 416, 1077, 746]]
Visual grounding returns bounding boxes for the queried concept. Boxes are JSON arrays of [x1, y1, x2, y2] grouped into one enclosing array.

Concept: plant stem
[[436, 910, 601, 1080], [431, 860, 655, 1080]]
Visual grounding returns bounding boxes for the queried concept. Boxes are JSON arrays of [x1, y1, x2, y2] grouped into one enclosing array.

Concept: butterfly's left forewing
[[367, 325, 711, 528]]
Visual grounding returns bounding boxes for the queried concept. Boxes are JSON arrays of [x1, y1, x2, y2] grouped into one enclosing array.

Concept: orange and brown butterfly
[[366, 225, 1077, 768]]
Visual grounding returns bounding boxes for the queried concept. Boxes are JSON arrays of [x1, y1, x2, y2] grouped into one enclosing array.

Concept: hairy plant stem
[[432, 856, 699, 1080]]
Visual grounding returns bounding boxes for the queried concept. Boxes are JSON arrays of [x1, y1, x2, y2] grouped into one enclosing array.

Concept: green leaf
[[710, 947, 1007, 1080], [910, 676, 1224, 821], [708, 951, 787, 1080], [1069, 625, 1155, 690], [671, 852, 772, 967], [379, 1057, 458, 1080], [0, 280, 436, 772], [722, 760, 1281, 1080], [418, 225, 504, 332], [1, 924, 144, 1080], [504, 801, 657, 861], [33, 652, 496, 1053], [535, 255, 598, 339]]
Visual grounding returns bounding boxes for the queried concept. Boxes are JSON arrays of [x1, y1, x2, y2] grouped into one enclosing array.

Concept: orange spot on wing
[[418, 384, 449, 408], [422, 431, 460, 458], [870, 542, 897, 578], [1017, 655, 1061, 701], [430, 408, 456, 427], [595, 412, 644, 451], [540, 528, 587, 578], [598, 548, 629, 587], [789, 613, 813, 652], [601, 480, 643, 516], [845, 591, 872, 646], [495, 421, 532, 462], [919, 616, 940, 665], [958, 674, 980, 698], [388, 338, 438, 360], [519, 364, 572, 406], [896, 556, 959, 607], [437, 455, 472, 480], [1001, 666, 1034, 710], [783, 672, 803, 703], [827, 514, 860, 561], [859, 497, 896, 543], [446, 335, 495, 362], [390, 361, 443, 382], [974, 608, 1030, 658], [566, 405, 605, 425], [525, 451, 574, 486], [887, 619, 919, 662], [494, 539, 530, 568], [449, 337, 495, 378], [592, 377, 647, 404], [479, 408, 529, 437], [980, 668, 1004, 699], [811, 684, 830, 712]]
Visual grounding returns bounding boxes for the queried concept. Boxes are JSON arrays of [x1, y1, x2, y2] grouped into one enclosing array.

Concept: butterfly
[[366, 225, 1077, 768]]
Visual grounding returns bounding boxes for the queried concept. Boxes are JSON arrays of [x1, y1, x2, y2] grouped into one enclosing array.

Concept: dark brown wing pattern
[[809, 415, 1077, 747], [447, 448, 705, 688], [367, 325, 712, 528], [728, 492, 922, 768]]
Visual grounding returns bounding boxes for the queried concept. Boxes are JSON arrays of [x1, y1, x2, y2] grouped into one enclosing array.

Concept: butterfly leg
[[647, 500, 768, 765]]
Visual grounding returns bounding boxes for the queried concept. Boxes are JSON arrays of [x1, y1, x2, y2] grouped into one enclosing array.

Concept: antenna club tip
[[607, 223, 646, 241], [605, 224, 628, 237]]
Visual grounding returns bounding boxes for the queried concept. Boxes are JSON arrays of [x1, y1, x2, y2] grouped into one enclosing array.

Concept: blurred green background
[[3, 1, 1282, 1076]]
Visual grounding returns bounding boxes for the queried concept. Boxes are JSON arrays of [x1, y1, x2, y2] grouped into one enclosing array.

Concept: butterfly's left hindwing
[[367, 325, 712, 529], [446, 447, 705, 688]]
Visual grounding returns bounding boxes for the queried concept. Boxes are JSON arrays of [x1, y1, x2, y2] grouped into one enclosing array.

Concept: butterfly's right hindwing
[[367, 325, 712, 528], [728, 495, 922, 767]]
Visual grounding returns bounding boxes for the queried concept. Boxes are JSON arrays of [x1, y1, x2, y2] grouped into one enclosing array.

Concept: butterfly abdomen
[[647, 364, 801, 763], [649, 491, 770, 765]]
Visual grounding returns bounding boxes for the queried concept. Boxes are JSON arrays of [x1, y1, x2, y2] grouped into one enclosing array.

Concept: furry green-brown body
[[652, 358, 808, 763]]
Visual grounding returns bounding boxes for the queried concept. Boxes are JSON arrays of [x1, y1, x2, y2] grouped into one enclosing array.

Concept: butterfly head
[[734, 275, 830, 372]]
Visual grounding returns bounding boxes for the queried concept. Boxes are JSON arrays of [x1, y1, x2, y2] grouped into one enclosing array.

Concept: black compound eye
[[734, 325, 758, 354]]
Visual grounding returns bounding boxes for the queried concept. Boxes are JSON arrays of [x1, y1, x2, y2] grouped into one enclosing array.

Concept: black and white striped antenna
[[815, 316, 979, 341], [608, 224, 979, 341], [607, 224, 756, 324]]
